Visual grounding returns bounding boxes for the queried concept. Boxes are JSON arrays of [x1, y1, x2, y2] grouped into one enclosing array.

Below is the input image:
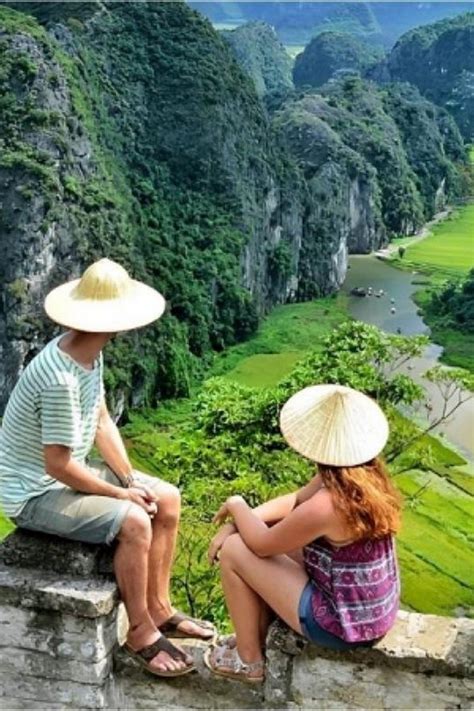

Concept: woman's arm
[[208, 474, 324, 564], [251, 473, 324, 524], [220, 492, 333, 558]]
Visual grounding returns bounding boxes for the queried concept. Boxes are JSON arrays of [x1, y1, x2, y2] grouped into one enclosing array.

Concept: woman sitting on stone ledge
[[205, 385, 402, 684]]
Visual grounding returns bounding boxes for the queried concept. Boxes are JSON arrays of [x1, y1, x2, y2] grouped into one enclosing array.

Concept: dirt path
[[374, 209, 452, 259]]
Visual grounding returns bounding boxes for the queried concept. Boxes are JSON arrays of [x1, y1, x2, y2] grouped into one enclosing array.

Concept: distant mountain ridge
[[190, 1, 474, 47]]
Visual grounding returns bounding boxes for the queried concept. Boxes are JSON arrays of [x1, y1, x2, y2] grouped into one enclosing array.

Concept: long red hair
[[318, 457, 402, 540]]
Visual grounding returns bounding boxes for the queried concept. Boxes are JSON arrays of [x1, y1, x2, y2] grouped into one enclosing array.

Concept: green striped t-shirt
[[0, 335, 103, 517]]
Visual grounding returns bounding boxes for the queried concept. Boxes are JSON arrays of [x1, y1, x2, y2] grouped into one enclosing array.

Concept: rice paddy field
[[211, 294, 349, 387], [394, 203, 474, 280]]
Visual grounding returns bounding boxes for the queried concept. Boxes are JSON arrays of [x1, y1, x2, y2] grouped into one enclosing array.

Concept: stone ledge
[[0, 562, 118, 618], [267, 611, 474, 679], [0, 528, 114, 576], [0, 604, 119, 662], [114, 638, 263, 710]]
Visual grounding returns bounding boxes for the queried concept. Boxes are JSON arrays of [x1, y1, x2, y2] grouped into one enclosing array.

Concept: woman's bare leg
[[219, 534, 309, 668]]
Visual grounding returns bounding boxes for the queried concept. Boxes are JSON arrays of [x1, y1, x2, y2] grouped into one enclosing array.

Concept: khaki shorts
[[12, 464, 161, 545]]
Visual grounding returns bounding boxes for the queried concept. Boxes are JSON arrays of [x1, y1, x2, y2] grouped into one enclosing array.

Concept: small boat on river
[[350, 287, 367, 297]]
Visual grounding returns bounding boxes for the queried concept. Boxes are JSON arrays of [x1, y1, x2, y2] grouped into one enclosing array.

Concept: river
[[343, 255, 474, 460]]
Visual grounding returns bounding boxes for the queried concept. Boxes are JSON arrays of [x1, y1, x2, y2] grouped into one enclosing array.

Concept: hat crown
[[279, 384, 389, 467], [73, 259, 132, 301]]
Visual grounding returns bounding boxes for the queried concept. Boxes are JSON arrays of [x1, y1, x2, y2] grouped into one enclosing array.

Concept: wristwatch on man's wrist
[[122, 472, 135, 488]]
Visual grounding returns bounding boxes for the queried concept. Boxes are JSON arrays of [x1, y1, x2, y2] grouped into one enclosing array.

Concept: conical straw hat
[[45, 258, 166, 332], [280, 384, 389, 466]]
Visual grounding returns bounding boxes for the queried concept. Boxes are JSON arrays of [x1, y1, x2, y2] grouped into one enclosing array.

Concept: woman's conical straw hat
[[45, 258, 166, 332], [280, 384, 389, 466]]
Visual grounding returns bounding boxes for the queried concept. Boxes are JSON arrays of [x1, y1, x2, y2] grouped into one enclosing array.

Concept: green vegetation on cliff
[[274, 76, 467, 241], [0, 2, 302, 412], [221, 21, 293, 98], [371, 12, 474, 139], [293, 31, 383, 88]]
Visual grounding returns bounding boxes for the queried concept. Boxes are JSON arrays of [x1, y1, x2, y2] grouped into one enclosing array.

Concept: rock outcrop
[[369, 12, 474, 140], [221, 21, 293, 98], [274, 101, 385, 294], [293, 31, 383, 89]]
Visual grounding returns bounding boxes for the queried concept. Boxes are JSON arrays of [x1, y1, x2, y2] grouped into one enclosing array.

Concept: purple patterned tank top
[[303, 535, 400, 642]]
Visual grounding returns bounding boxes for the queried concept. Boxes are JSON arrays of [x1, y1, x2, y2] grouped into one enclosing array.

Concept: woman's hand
[[212, 495, 245, 526], [207, 522, 237, 565]]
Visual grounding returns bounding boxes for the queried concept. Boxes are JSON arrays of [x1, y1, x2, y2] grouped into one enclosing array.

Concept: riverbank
[[384, 202, 474, 371]]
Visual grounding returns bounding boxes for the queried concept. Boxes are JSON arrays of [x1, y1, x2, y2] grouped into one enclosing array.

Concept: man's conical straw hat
[[280, 384, 389, 466], [45, 258, 166, 332]]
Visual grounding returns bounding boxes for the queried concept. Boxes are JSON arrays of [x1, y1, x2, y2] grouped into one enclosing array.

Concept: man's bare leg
[[145, 481, 213, 639], [115, 505, 190, 672]]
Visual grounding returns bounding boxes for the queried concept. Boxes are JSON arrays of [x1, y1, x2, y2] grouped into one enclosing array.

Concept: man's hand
[[208, 522, 236, 565], [117, 486, 158, 516]]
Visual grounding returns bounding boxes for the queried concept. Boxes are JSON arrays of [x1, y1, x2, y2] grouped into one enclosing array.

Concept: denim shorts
[[298, 582, 377, 651], [12, 464, 161, 546]]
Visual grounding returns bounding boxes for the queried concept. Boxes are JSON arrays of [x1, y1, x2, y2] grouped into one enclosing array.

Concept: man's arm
[[44, 445, 157, 512], [94, 397, 134, 483]]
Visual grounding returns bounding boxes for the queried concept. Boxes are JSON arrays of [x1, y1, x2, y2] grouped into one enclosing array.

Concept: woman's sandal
[[124, 635, 196, 678], [218, 633, 265, 653], [158, 610, 217, 642], [203, 643, 265, 685]]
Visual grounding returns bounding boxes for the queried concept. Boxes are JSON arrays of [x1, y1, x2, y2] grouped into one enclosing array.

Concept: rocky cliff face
[[0, 3, 341, 413], [0, 17, 95, 408], [274, 97, 385, 293], [369, 12, 474, 139]]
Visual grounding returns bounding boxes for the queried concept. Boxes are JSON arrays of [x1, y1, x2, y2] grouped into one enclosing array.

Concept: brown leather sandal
[[124, 635, 196, 677], [158, 611, 217, 641]]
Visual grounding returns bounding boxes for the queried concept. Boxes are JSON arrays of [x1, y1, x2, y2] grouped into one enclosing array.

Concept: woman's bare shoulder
[[306, 487, 336, 519]]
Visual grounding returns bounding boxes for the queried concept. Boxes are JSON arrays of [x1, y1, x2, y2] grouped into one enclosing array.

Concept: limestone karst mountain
[[0, 1, 469, 414]]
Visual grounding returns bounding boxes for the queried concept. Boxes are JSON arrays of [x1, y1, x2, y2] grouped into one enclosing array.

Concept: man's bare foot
[[126, 620, 193, 673], [151, 605, 215, 640]]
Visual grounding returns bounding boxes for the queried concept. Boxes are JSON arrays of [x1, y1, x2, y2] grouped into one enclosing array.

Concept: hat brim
[[45, 278, 166, 332], [280, 384, 389, 467]]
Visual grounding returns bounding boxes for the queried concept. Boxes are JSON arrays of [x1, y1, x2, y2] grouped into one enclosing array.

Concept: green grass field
[[391, 201, 474, 370], [395, 204, 474, 280], [212, 294, 349, 387]]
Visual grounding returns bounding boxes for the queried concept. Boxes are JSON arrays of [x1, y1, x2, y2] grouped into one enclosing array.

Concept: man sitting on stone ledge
[[0, 258, 215, 678]]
